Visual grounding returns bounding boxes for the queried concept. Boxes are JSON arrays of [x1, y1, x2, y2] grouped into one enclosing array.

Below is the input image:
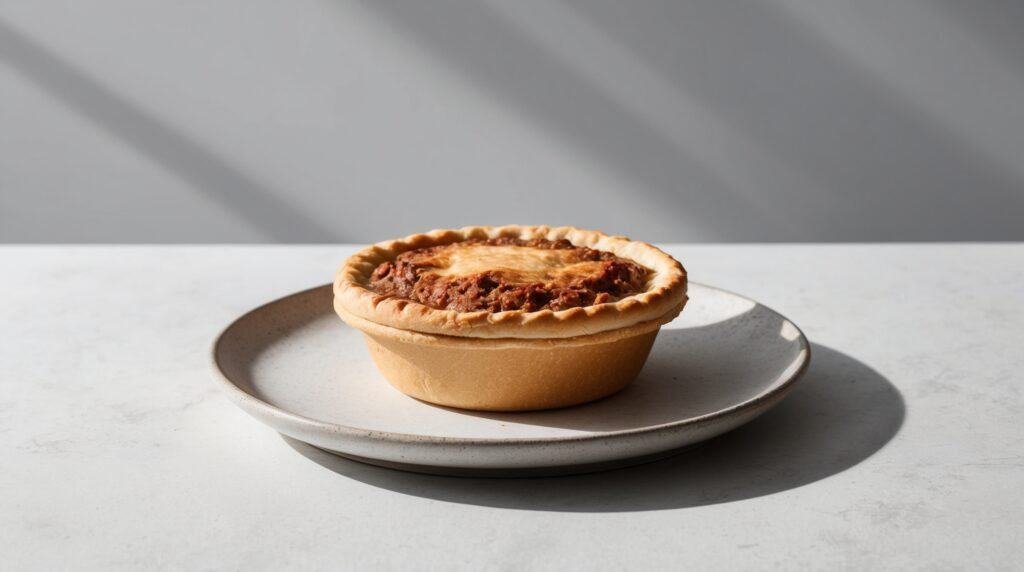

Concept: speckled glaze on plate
[[211, 283, 810, 477]]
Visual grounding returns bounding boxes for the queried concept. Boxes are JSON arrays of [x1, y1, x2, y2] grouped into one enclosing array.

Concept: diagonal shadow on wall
[[559, 0, 1024, 240], [354, 0, 1024, 241], [352, 0, 777, 241], [0, 18, 341, 242]]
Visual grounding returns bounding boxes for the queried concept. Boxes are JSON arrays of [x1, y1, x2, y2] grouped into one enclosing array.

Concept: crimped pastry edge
[[336, 299, 686, 349], [333, 225, 688, 339]]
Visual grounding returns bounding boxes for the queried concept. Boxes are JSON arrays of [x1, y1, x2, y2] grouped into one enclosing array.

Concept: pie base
[[338, 303, 675, 411], [362, 329, 659, 412]]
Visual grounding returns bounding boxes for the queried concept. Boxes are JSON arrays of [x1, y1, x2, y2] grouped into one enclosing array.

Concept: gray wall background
[[2, 1, 1022, 243]]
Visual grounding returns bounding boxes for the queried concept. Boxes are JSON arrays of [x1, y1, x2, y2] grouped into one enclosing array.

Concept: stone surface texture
[[2, 244, 1022, 569]]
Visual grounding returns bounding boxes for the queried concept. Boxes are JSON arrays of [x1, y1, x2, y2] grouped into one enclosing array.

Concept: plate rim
[[210, 282, 811, 446]]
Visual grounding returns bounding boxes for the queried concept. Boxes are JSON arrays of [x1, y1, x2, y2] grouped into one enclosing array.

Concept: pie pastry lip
[[333, 225, 688, 339], [334, 298, 687, 349]]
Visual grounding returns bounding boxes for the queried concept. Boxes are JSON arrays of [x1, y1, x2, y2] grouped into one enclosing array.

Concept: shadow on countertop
[[283, 343, 904, 512]]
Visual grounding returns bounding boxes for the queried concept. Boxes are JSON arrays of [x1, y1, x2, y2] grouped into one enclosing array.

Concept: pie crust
[[334, 225, 687, 339]]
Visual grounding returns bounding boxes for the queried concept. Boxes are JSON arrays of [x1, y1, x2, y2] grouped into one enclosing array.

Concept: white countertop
[[3, 244, 1022, 570]]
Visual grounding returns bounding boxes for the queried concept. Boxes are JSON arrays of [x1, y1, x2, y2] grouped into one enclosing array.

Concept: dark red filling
[[368, 238, 648, 312]]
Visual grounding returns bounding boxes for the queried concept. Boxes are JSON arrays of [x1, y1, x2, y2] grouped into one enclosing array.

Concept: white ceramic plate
[[212, 283, 809, 477]]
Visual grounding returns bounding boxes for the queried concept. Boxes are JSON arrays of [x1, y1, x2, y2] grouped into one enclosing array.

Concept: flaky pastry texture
[[333, 225, 687, 339]]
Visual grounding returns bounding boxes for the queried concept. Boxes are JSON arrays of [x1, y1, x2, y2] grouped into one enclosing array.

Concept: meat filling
[[368, 238, 649, 312]]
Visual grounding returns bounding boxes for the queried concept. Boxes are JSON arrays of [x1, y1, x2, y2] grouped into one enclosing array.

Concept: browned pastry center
[[368, 238, 650, 312]]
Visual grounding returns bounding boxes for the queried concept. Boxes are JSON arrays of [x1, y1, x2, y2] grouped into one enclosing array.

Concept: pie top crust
[[333, 225, 688, 339]]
